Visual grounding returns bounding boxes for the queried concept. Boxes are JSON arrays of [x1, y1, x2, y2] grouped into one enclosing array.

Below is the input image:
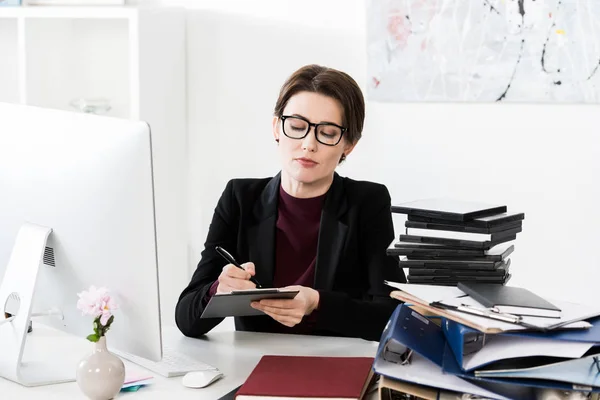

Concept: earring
[[275, 139, 279, 143]]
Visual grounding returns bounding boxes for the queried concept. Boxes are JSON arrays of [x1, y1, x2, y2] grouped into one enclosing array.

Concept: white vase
[[76, 336, 125, 400]]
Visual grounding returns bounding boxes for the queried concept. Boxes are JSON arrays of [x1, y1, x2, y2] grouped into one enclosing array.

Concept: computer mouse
[[181, 369, 224, 389]]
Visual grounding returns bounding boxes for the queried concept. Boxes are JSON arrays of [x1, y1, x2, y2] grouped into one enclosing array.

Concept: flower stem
[[87, 315, 114, 342]]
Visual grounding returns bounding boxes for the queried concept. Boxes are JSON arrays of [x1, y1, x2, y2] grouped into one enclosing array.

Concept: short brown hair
[[273, 64, 365, 145]]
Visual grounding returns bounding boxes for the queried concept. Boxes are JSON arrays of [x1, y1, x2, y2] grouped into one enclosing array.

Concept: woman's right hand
[[216, 262, 256, 293]]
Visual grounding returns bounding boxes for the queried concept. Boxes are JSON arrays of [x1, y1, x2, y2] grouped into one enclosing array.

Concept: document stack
[[374, 282, 600, 399], [387, 199, 524, 286]]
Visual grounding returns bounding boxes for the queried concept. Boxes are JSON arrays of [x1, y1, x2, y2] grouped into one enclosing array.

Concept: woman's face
[[272, 91, 355, 189]]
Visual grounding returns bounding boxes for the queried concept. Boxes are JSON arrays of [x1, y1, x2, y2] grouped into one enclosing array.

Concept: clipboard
[[200, 288, 299, 319]]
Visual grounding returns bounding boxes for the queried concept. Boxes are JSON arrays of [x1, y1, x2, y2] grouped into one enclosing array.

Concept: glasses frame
[[280, 115, 347, 146]]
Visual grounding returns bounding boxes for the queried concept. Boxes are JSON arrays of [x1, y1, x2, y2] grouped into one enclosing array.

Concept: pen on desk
[[215, 246, 262, 288]]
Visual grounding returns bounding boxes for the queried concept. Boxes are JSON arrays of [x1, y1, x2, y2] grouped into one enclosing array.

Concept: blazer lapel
[[314, 173, 348, 291], [247, 173, 280, 288]]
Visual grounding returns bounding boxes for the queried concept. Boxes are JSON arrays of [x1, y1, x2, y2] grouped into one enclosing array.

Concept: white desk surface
[[1, 324, 380, 399]]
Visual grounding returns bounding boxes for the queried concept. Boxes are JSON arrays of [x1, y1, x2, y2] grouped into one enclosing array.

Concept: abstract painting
[[366, 0, 600, 102]]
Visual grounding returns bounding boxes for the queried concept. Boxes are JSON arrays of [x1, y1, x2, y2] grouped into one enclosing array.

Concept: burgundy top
[[207, 185, 325, 334], [273, 185, 324, 288]]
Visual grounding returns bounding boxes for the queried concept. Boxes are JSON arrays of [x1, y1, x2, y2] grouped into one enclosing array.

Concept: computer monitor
[[0, 102, 163, 386]]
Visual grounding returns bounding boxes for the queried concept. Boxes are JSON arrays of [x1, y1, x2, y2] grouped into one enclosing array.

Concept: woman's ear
[[272, 116, 280, 142], [343, 141, 356, 158]]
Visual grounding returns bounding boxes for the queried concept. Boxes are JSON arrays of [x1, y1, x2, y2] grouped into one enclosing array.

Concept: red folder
[[235, 355, 375, 400]]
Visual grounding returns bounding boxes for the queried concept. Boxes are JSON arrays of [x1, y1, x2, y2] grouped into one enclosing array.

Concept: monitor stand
[[0, 222, 76, 386]]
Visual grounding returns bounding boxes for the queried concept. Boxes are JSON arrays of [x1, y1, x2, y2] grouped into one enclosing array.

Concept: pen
[[215, 246, 262, 288], [457, 303, 522, 324]]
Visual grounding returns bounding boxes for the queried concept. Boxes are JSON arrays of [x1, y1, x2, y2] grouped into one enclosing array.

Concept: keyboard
[[115, 344, 219, 378]]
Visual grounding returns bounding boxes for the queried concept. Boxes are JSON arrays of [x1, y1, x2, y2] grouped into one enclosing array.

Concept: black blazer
[[175, 172, 406, 341]]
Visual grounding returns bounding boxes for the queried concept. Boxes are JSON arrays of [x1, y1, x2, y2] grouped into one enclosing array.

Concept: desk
[[1, 325, 379, 399]]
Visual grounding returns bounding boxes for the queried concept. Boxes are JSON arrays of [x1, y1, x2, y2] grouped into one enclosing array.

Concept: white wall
[[181, 1, 367, 274], [143, 1, 599, 309]]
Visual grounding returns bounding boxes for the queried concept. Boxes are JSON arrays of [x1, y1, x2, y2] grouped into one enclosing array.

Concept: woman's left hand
[[251, 285, 320, 327]]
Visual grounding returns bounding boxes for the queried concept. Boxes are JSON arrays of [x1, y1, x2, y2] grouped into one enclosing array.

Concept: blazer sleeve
[[175, 179, 238, 337], [314, 185, 406, 341]]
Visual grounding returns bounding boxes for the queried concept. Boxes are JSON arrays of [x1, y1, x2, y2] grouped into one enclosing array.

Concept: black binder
[[400, 258, 510, 270], [407, 212, 525, 228], [399, 234, 517, 250], [457, 283, 561, 319], [408, 275, 510, 285], [404, 243, 514, 262], [408, 267, 509, 277], [391, 199, 507, 222], [387, 241, 514, 260], [405, 220, 522, 234]]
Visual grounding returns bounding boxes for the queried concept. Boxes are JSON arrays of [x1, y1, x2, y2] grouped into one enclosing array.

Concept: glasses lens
[[316, 125, 343, 145], [283, 117, 309, 138]]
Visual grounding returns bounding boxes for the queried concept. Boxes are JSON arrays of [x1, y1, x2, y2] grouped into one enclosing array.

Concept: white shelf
[[0, 6, 143, 19], [0, 5, 188, 327], [22, 18, 132, 117], [0, 19, 19, 104]]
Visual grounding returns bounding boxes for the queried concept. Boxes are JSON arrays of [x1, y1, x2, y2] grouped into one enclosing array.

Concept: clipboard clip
[[431, 301, 523, 325]]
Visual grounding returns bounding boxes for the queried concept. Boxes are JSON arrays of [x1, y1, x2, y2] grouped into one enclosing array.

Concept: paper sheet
[[384, 281, 466, 303]]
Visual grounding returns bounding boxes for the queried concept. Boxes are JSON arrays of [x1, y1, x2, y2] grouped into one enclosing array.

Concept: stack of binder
[[387, 199, 524, 286], [374, 282, 600, 399]]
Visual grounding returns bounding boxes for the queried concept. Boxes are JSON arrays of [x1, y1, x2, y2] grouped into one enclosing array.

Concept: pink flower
[[78, 285, 118, 342], [99, 295, 118, 325], [77, 285, 118, 326]]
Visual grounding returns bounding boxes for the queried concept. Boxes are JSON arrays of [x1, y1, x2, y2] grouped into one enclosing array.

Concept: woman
[[175, 64, 406, 342]]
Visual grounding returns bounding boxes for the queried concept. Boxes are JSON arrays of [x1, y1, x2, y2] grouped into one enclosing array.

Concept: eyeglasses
[[280, 115, 346, 146]]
